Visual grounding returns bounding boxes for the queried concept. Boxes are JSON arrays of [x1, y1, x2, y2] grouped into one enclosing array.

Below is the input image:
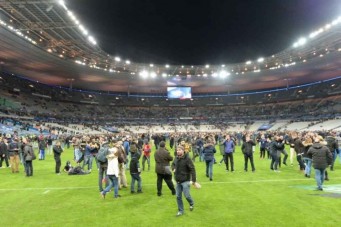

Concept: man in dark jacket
[[203, 138, 216, 180], [307, 136, 333, 191], [154, 141, 176, 196], [241, 135, 256, 172], [53, 141, 63, 175], [325, 132, 339, 171], [172, 145, 196, 217], [0, 137, 10, 168]]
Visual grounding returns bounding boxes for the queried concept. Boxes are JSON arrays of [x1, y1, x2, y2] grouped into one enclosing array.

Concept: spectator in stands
[[53, 141, 63, 175], [0, 136, 10, 168], [8, 136, 20, 173], [154, 141, 175, 196], [307, 135, 333, 191], [241, 135, 256, 172]]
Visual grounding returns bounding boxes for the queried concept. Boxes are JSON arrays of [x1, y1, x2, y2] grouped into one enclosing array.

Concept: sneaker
[[101, 192, 106, 199], [171, 191, 176, 195], [176, 211, 183, 217], [137, 190, 143, 193], [189, 205, 194, 211], [210, 178, 213, 181], [114, 194, 122, 198], [131, 191, 135, 194]]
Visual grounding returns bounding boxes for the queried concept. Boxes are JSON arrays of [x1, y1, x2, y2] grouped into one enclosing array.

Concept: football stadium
[[1, 1, 341, 226]]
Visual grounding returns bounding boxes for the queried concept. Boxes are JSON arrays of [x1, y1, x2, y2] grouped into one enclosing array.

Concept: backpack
[[96, 145, 109, 163]]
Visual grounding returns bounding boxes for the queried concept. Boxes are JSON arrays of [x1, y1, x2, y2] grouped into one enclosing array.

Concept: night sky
[[68, 0, 341, 65]]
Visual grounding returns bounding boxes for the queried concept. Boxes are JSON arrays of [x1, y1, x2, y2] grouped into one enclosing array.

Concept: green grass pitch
[[1, 144, 340, 227]]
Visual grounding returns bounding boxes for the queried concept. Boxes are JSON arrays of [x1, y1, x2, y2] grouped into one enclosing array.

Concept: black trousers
[[157, 173, 175, 195], [244, 153, 255, 171], [224, 153, 234, 171], [55, 158, 61, 173], [0, 155, 9, 167], [25, 160, 33, 176]]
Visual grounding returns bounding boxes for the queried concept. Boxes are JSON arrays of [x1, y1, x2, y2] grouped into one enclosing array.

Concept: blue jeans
[[314, 168, 326, 189], [176, 181, 194, 213], [103, 175, 119, 197], [98, 164, 108, 192], [205, 159, 214, 179], [39, 149, 45, 160], [303, 157, 312, 176], [131, 173, 142, 192]]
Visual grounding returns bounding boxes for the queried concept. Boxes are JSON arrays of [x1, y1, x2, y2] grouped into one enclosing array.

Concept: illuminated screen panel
[[167, 87, 192, 99]]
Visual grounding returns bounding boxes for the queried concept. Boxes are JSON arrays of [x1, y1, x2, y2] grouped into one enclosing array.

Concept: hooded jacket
[[307, 142, 333, 169]]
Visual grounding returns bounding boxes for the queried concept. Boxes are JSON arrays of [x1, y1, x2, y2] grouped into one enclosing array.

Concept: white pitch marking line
[[0, 177, 340, 191], [43, 190, 50, 194]]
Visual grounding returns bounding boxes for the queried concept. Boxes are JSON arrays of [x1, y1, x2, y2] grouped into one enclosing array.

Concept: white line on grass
[[1, 177, 341, 191], [43, 190, 50, 194]]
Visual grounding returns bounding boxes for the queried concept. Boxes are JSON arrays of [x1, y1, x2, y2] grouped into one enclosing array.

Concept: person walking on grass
[[241, 135, 256, 172], [154, 141, 176, 196], [101, 147, 120, 199], [223, 134, 235, 172], [172, 145, 196, 217], [202, 138, 216, 181], [307, 135, 333, 191], [142, 140, 151, 171]]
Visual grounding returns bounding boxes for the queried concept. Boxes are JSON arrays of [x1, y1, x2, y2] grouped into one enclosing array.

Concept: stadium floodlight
[[114, 57, 121, 62], [211, 72, 218, 78], [150, 72, 157, 78], [298, 37, 307, 46], [58, 0, 67, 10], [150, 64, 154, 67], [257, 57, 264, 63], [88, 36, 96, 45], [246, 61, 252, 65], [165, 64, 169, 68], [219, 70, 229, 78], [78, 24, 88, 35], [162, 73, 167, 78], [221, 64, 225, 67], [325, 24, 331, 30], [205, 65, 210, 68], [139, 70, 148, 78], [125, 60, 131, 65], [203, 73, 208, 77]]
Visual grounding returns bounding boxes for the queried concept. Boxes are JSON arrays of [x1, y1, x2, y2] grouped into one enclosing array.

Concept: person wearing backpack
[[97, 137, 109, 192], [142, 140, 152, 171]]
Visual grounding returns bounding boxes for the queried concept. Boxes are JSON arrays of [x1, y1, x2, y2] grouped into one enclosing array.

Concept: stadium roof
[[1, 0, 341, 94]]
